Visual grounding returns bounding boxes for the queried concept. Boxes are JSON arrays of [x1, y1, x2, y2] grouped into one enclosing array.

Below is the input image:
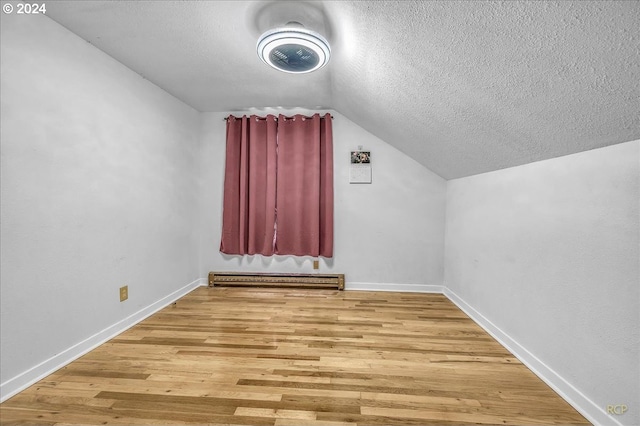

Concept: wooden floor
[[0, 287, 589, 425]]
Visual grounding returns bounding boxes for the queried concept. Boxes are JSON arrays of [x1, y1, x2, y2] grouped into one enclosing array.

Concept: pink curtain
[[275, 113, 333, 257], [220, 113, 334, 258], [220, 115, 278, 255]]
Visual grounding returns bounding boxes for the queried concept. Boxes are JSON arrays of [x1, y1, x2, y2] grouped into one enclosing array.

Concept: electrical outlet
[[119, 285, 128, 302], [313, 260, 319, 270]]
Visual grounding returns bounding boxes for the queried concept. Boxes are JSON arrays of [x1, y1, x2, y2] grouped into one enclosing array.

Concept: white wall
[[0, 12, 202, 398], [444, 140, 640, 426], [198, 109, 447, 290]]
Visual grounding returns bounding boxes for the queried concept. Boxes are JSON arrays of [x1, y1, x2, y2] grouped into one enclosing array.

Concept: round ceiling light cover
[[257, 26, 331, 74]]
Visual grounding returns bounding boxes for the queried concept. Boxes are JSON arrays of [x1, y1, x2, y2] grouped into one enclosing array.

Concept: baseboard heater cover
[[208, 272, 344, 290]]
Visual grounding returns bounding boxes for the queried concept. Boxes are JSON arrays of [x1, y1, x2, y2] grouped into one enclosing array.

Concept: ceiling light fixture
[[257, 22, 331, 74]]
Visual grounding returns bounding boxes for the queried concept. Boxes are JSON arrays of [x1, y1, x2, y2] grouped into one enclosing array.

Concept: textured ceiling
[[44, 1, 640, 179]]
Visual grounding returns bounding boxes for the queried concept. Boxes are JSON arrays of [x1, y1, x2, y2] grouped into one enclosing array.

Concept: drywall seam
[[0, 278, 206, 403], [443, 287, 621, 426]]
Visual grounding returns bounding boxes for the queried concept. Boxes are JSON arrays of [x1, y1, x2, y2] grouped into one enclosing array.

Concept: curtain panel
[[220, 115, 278, 255], [220, 113, 333, 258]]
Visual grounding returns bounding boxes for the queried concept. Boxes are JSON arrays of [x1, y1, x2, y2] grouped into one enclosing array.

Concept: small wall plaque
[[350, 151, 371, 184]]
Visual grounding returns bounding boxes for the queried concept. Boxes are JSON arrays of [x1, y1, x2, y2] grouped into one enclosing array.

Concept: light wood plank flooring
[[0, 287, 590, 425]]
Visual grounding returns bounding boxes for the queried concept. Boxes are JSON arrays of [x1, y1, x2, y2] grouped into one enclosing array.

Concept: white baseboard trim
[[0, 278, 206, 403], [443, 287, 619, 426], [345, 282, 444, 293]]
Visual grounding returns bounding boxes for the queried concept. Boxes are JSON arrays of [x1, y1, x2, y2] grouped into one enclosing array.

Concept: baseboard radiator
[[208, 272, 345, 290]]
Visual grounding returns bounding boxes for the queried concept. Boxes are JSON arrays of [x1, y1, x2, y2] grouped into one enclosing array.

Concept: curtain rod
[[224, 114, 333, 121]]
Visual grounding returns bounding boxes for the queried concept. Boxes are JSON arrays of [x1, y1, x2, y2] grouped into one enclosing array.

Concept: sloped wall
[[444, 140, 640, 426], [198, 109, 447, 290], [0, 11, 201, 396]]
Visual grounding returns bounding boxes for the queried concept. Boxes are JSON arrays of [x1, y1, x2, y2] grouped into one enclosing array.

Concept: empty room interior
[[0, 1, 638, 425]]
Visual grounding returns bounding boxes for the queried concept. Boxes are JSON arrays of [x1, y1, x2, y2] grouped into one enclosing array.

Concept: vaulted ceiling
[[44, 1, 640, 179]]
